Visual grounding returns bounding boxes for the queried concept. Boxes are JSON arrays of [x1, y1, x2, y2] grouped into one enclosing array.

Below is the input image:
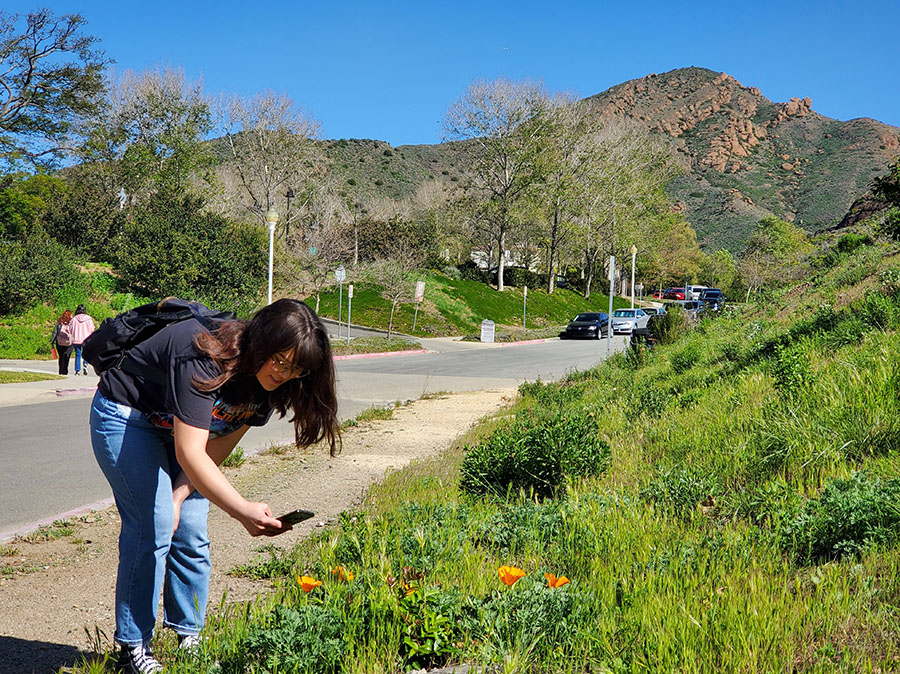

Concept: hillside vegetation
[[83, 223, 900, 674]]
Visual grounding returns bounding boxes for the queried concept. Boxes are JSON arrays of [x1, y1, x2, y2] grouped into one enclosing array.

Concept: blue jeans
[[90, 391, 211, 646], [74, 344, 83, 373]]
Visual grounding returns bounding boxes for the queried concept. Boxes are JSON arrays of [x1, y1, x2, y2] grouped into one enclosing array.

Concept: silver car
[[611, 308, 650, 334]]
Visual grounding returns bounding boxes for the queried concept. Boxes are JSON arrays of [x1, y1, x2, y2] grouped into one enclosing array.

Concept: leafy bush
[[781, 472, 900, 564], [243, 604, 345, 673], [469, 575, 577, 658], [113, 195, 266, 313], [0, 236, 81, 314], [459, 411, 610, 500], [474, 501, 567, 553], [770, 343, 809, 397], [652, 305, 687, 344], [641, 466, 717, 515]]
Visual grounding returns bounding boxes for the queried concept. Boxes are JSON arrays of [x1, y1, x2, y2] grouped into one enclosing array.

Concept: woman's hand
[[236, 501, 287, 537]]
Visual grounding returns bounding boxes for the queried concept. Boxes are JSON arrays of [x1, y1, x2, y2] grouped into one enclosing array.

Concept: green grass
[[0, 370, 64, 383]]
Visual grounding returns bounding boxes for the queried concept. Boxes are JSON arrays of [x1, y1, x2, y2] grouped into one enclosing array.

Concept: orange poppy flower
[[331, 566, 355, 582], [545, 573, 570, 588], [498, 565, 526, 586], [298, 575, 322, 592]]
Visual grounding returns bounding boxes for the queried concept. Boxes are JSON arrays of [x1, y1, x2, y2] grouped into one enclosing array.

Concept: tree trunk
[[388, 301, 396, 338], [497, 227, 507, 291]]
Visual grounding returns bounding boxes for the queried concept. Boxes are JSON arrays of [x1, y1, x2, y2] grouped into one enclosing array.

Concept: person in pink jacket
[[68, 304, 96, 376]]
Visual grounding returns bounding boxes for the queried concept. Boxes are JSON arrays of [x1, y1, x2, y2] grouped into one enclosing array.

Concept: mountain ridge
[[320, 66, 899, 252]]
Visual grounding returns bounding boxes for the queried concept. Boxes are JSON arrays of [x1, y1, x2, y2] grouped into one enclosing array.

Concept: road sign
[[348, 284, 354, 298], [480, 319, 495, 343], [414, 280, 425, 302], [335, 265, 346, 282]]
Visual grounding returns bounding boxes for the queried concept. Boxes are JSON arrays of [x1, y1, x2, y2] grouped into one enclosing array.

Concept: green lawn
[[0, 370, 63, 384]]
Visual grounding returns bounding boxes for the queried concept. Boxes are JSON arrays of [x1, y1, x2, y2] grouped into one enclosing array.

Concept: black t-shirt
[[98, 319, 273, 437]]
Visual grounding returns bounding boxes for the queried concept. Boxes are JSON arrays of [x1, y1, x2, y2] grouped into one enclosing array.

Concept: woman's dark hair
[[194, 299, 340, 456], [75, 304, 86, 315]]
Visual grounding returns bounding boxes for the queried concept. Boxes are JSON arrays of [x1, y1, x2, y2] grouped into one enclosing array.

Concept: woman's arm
[[173, 418, 284, 536], [171, 425, 252, 527]]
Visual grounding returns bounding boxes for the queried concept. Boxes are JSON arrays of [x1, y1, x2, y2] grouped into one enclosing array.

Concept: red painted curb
[[497, 338, 552, 347], [56, 386, 98, 396], [333, 349, 431, 361]]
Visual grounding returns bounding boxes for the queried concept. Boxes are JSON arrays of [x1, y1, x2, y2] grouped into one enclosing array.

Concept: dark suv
[[699, 288, 726, 310]]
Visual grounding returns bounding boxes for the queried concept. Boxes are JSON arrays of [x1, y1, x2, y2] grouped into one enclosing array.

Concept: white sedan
[[611, 308, 651, 334]]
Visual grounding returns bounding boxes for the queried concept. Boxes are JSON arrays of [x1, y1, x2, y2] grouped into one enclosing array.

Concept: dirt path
[[0, 388, 515, 674]]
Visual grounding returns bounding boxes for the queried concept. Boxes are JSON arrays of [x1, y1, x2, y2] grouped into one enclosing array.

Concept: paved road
[[0, 336, 627, 539]]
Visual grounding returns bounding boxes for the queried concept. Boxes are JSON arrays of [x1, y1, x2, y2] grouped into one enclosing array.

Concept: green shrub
[[652, 306, 687, 344], [468, 574, 577, 659], [242, 604, 345, 673], [641, 466, 718, 515], [857, 291, 900, 330], [459, 411, 610, 500], [781, 472, 900, 564], [0, 237, 80, 314], [474, 501, 567, 553], [770, 343, 809, 397]]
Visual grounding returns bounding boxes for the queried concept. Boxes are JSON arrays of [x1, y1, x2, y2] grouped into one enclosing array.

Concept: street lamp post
[[630, 244, 637, 309], [266, 207, 279, 305]]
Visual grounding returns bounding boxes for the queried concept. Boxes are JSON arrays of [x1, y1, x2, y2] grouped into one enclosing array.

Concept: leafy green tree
[[0, 8, 108, 168], [700, 248, 739, 295], [739, 216, 812, 301], [0, 174, 61, 239]]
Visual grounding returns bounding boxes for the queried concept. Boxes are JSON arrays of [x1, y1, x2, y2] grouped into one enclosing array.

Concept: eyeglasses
[[269, 353, 306, 378]]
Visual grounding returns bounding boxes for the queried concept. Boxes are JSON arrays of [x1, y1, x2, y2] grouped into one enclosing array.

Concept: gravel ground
[[0, 388, 514, 674]]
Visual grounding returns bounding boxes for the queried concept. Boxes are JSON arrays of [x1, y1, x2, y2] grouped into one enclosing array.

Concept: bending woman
[[89, 298, 339, 674]]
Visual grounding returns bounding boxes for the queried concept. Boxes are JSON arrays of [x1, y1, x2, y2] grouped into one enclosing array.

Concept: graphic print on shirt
[[147, 397, 273, 438]]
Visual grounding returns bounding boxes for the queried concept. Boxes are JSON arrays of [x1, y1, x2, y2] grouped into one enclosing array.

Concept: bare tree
[[444, 78, 554, 291], [574, 120, 682, 298], [0, 8, 108, 167], [215, 91, 324, 230], [366, 237, 425, 338]]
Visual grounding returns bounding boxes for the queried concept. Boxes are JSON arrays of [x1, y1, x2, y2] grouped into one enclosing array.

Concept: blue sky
[[7, 0, 899, 146]]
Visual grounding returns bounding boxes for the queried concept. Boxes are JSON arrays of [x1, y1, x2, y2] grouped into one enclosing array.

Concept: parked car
[[642, 306, 667, 317], [699, 288, 726, 310], [611, 308, 651, 334], [652, 289, 668, 300], [561, 312, 608, 339], [685, 284, 708, 300], [663, 287, 685, 300]]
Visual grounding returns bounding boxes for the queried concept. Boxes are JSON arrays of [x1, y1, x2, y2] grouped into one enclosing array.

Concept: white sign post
[[346, 284, 353, 346], [607, 255, 615, 356], [523, 285, 527, 334], [335, 265, 346, 337], [413, 280, 425, 332]]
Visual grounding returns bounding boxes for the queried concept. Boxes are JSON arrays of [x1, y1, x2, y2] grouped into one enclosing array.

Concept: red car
[[652, 289, 666, 300], [663, 287, 685, 300]]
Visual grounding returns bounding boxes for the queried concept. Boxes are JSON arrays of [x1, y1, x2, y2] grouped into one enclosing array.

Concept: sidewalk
[[0, 359, 99, 407]]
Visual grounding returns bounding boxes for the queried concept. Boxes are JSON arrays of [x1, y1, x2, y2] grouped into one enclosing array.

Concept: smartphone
[[277, 509, 315, 525]]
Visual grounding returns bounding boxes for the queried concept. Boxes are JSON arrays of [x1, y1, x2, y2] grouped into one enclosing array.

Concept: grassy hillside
[[101, 233, 900, 673]]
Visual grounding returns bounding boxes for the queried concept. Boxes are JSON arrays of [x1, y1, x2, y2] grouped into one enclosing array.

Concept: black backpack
[[83, 297, 236, 382]]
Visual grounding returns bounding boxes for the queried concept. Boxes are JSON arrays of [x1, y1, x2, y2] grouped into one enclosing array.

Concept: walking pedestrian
[[68, 304, 96, 375], [50, 310, 74, 375], [89, 298, 339, 673]]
